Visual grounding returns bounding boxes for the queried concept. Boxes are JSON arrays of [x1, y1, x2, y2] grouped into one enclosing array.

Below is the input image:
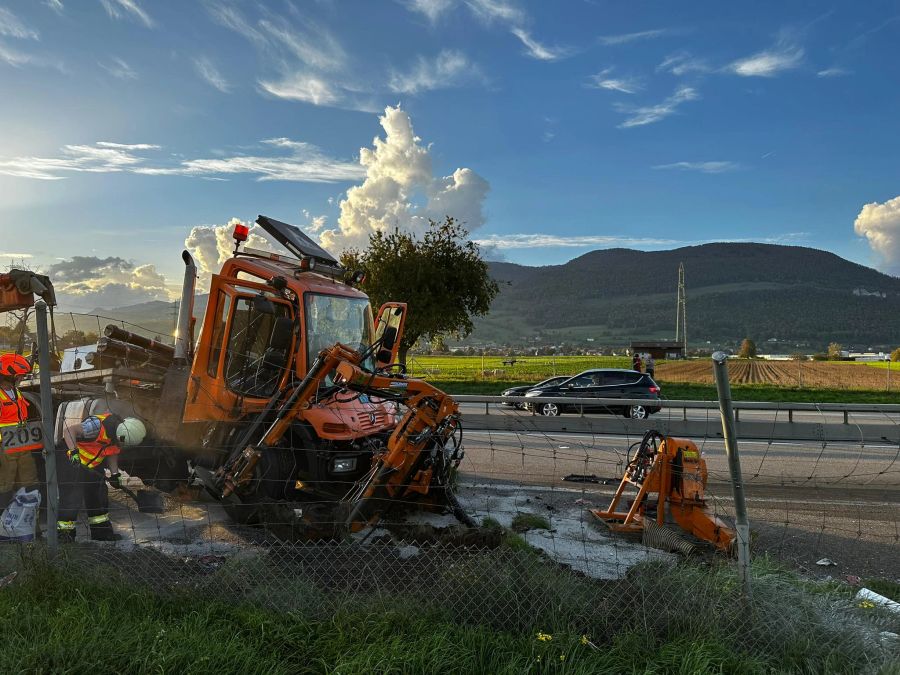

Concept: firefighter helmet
[[0, 354, 31, 378], [115, 417, 146, 446]]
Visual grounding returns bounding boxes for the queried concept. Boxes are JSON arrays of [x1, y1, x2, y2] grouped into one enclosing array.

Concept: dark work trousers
[[55, 444, 108, 524]]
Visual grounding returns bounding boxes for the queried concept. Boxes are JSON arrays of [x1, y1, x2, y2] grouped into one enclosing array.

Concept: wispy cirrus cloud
[[44, 0, 65, 14], [463, 0, 569, 61], [206, 1, 373, 110], [400, 0, 455, 23], [657, 51, 711, 76], [0, 7, 39, 39], [728, 35, 804, 77], [100, 56, 137, 80], [598, 28, 672, 46], [389, 49, 480, 94], [0, 139, 365, 183], [653, 161, 740, 174], [588, 67, 641, 94], [817, 66, 851, 78], [615, 86, 698, 128], [99, 0, 154, 28], [193, 56, 231, 92]]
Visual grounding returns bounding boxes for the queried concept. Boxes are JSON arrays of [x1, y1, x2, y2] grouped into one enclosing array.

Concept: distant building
[[630, 341, 685, 360]]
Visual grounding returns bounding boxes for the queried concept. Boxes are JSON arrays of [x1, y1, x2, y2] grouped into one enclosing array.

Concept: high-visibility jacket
[[70, 413, 121, 469], [0, 388, 41, 454]]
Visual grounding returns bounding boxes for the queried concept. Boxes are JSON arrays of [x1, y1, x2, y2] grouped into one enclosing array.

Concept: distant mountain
[[475, 243, 900, 349], [75, 243, 900, 350]]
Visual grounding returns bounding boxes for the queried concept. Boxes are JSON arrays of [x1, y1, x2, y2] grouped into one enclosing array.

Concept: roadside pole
[[712, 352, 751, 599], [34, 301, 58, 556]]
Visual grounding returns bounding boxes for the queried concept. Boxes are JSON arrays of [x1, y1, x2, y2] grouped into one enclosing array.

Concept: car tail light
[[649, 386, 660, 394]]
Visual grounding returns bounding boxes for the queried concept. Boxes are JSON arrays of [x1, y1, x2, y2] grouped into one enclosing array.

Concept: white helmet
[[116, 417, 146, 446]]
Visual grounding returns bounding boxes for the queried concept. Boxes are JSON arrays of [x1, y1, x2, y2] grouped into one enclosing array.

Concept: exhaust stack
[[174, 250, 197, 363]]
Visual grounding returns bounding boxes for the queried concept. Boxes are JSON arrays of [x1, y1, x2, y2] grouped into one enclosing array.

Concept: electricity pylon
[[675, 263, 687, 355]]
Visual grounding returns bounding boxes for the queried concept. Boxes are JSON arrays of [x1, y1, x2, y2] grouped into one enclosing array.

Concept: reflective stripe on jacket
[[0, 388, 40, 454], [70, 413, 121, 469]]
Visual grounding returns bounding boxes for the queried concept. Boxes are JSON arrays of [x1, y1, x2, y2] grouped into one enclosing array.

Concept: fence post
[[34, 301, 58, 557], [712, 352, 751, 599]]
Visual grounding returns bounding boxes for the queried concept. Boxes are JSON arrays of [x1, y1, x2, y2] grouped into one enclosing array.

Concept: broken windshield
[[304, 293, 374, 372]]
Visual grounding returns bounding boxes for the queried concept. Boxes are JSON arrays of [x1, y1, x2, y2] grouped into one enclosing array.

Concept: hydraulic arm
[[216, 342, 463, 534]]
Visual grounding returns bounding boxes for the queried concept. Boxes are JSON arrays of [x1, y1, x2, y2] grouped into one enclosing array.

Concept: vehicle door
[[594, 372, 628, 414], [372, 302, 407, 371], [561, 373, 600, 414], [185, 276, 295, 423]]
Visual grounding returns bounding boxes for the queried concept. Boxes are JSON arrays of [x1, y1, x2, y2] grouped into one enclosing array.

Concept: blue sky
[[1, 0, 899, 310]]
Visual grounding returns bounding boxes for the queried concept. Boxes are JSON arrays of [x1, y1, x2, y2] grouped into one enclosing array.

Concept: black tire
[[626, 404, 649, 420], [539, 402, 561, 416]]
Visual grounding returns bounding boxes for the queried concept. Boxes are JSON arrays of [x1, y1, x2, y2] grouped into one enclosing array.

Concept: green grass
[[511, 513, 552, 532], [0, 555, 896, 674], [407, 355, 630, 382]]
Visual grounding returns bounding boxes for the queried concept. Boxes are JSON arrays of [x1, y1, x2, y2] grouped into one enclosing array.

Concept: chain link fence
[[2, 308, 897, 671]]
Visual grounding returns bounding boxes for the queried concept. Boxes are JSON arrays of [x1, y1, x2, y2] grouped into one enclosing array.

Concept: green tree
[[891, 348, 900, 362], [341, 217, 500, 365], [738, 338, 757, 359], [827, 342, 843, 360]]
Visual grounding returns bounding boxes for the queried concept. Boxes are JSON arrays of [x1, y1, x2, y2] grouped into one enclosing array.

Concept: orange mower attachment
[[591, 431, 735, 552]]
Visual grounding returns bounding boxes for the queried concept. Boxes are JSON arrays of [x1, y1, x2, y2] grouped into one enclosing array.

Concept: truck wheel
[[539, 402, 560, 416]]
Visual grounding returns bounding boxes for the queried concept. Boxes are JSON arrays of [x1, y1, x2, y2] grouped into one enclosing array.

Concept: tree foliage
[[827, 342, 843, 360], [891, 348, 900, 363], [738, 338, 757, 359], [340, 217, 500, 364]]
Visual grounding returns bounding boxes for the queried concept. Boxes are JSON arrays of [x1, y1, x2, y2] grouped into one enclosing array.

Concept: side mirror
[[373, 302, 407, 370], [382, 326, 397, 350], [252, 294, 276, 315]]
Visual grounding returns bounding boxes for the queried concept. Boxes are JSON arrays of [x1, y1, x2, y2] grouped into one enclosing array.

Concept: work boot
[[89, 522, 123, 542]]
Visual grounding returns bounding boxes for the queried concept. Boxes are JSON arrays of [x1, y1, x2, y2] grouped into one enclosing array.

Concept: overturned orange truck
[[15, 216, 467, 536]]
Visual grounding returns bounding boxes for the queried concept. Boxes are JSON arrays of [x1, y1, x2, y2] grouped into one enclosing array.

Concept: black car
[[500, 376, 570, 409], [524, 369, 661, 419]]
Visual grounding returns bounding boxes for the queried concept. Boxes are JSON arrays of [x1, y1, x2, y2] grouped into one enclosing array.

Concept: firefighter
[[56, 403, 146, 542], [0, 354, 42, 508]]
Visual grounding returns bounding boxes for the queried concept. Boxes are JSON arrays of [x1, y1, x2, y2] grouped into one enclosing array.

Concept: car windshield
[[305, 293, 374, 374]]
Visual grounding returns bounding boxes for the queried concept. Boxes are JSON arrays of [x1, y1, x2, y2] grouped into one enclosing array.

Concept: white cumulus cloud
[[319, 105, 489, 253], [854, 195, 900, 274], [185, 218, 282, 286], [47, 255, 173, 309]]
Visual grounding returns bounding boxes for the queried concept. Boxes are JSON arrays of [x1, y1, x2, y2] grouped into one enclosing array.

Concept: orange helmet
[[0, 354, 31, 378]]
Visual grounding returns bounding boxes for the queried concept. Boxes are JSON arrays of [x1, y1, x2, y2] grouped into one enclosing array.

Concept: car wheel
[[627, 404, 648, 420], [539, 402, 560, 416]]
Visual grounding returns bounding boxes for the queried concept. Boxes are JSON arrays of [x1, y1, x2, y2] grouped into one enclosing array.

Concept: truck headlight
[[331, 456, 358, 473]]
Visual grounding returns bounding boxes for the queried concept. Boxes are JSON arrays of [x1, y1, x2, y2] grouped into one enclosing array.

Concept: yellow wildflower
[[858, 600, 876, 609], [560, 654, 566, 662], [580, 635, 589, 645], [536, 632, 553, 642]]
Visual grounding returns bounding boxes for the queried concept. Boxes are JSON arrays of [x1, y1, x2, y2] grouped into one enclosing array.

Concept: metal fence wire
[[2, 308, 897, 672]]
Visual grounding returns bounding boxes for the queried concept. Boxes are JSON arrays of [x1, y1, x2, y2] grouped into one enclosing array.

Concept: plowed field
[[656, 360, 898, 390]]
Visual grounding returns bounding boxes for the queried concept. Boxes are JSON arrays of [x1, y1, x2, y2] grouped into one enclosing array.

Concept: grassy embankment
[[0, 555, 896, 674]]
